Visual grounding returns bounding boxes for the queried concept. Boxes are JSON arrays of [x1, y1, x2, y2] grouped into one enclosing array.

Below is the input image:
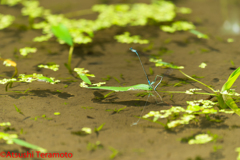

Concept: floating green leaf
[[38, 63, 59, 71], [0, 122, 11, 126], [19, 47, 37, 56], [161, 21, 195, 33], [54, 112, 60, 115], [188, 134, 213, 144], [0, 14, 15, 30], [114, 32, 149, 44], [150, 58, 184, 69], [1, 0, 21, 6], [82, 127, 91, 134], [199, 62, 207, 68]]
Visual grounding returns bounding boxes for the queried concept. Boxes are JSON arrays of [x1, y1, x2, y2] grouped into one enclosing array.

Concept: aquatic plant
[[38, 63, 59, 71], [150, 58, 240, 114], [114, 32, 149, 44], [74, 68, 95, 85], [19, 47, 37, 56], [0, 0, 21, 6], [0, 73, 60, 91], [0, 122, 47, 152], [0, 13, 15, 30], [0, 58, 18, 89], [188, 134, 213, 144], [51, 23, 74, 73], [142, 99, 233, 129]]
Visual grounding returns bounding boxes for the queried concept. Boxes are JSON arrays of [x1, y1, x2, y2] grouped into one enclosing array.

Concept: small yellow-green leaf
[[54, 112, 60, 115]]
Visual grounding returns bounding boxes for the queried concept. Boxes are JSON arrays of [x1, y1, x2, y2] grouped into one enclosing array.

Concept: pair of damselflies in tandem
[[89, 48, 170, 126]]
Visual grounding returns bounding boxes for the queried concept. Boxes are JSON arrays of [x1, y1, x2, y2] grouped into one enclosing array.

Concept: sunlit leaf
[[150, 58, 184, 69], [189, 29, 209, 39], [51, 23, 73, 46], [88, 84, 152, 92], [12, 138, 47, 153]]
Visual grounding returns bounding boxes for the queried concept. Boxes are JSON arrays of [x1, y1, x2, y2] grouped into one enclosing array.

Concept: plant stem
[[67, 45, 74, 73], [157, 90, 216, 96], [104, 91, 115, 98], [179, 70, 215, 92], [9, 67, 18, 88]]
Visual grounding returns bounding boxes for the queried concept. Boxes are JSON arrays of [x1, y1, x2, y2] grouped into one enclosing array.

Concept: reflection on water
[[221, 0, 240, 34]]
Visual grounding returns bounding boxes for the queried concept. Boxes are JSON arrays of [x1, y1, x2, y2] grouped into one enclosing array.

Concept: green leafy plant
[[114, 32, 149, 44], [109, 147, 119, 159], [38, 63, 59, 71], [0, 58, 18, 89], [142, 99, 234, 129], [51, 23, 74, 73], [106, 106, 126, 114], [160, 21, 209, 39], [188, 134, 213, 144], [0, 73, 60, 91], [0, 13, 15, 30], [0, 123, 47, 153], [94, 123, 105, 133], [87, 141, 103, 151], [74, 68, 95, 85], [14, 105, 24, 115], [150, 58, 240, 114], [21, 0, 46, 28], [1, 0, 21, 6], [19, 47, 37, 56]]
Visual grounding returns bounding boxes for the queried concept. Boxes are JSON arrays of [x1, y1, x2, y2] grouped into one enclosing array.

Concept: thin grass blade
[[12, 138, 47, 153]]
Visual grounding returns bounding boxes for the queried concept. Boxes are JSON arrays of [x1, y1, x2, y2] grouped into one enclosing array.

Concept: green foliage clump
[[18, 73, 60, 84], [19, 47, 37, 56], [92, 2, 175, 27], [142, 99, 233, 128], [74, 68, 95, 85], [33, 14, 93, 44], [150, 58, 184, 69], [0, 0, 21, 6], [38, 63, 59, 71], [0, 13, 15, 30], [161, 21, 195, 33], [0, 78, 17, 84], [188, 134, 213, 144], [0, 123, 47, 152], [21, 1, 46, 19], [114, 32, 149, 44], [0, 122, 11, 126]]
